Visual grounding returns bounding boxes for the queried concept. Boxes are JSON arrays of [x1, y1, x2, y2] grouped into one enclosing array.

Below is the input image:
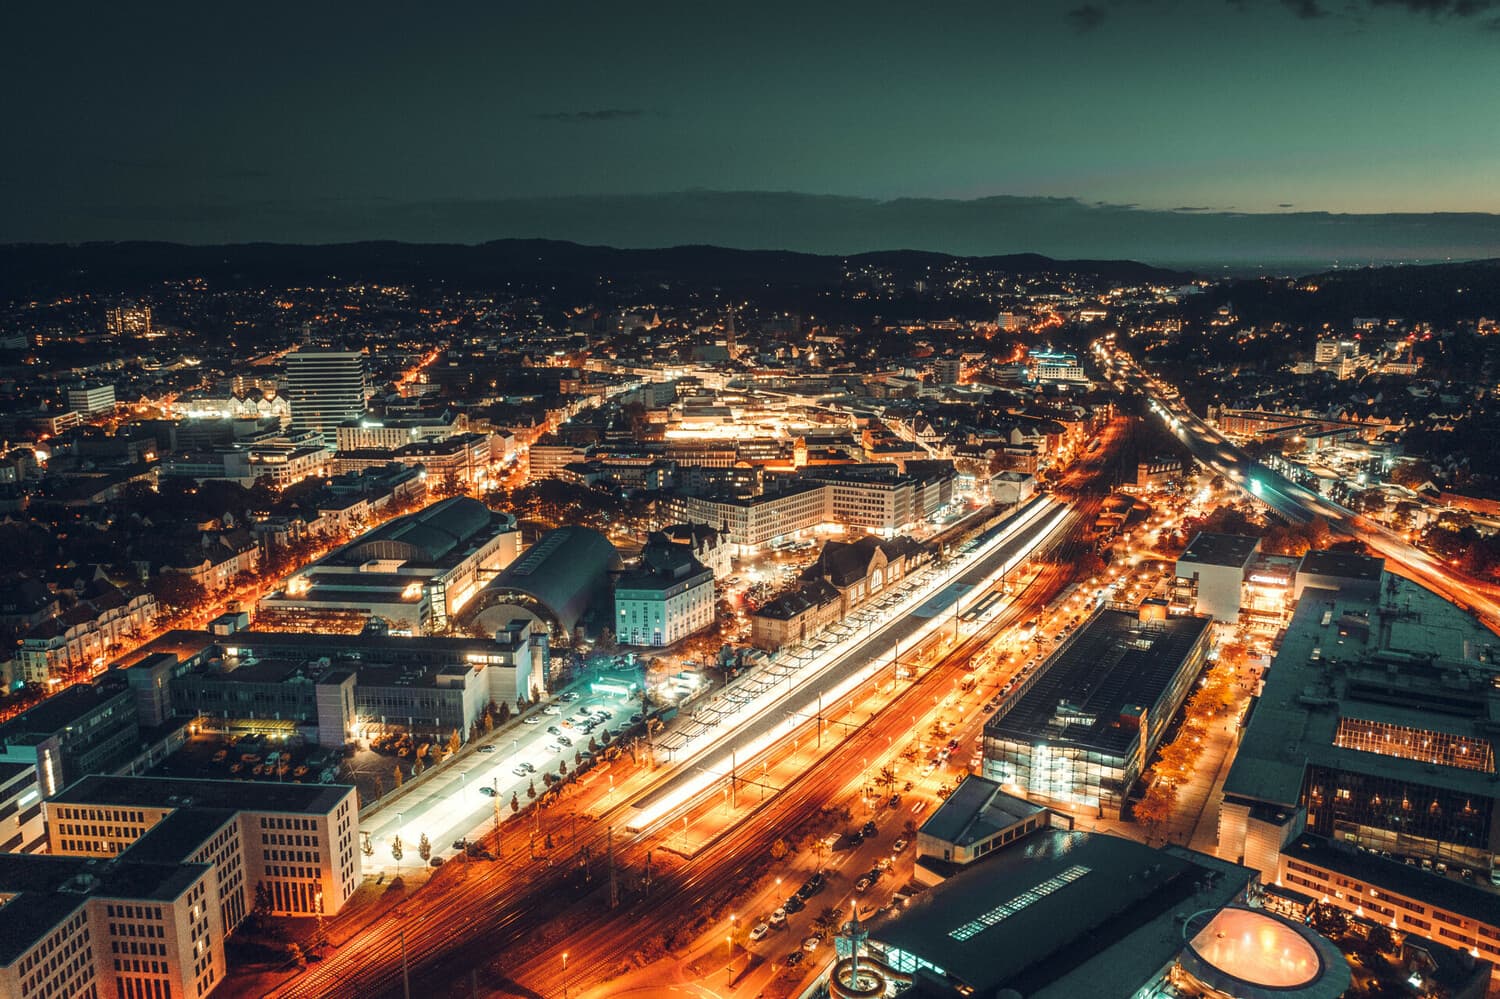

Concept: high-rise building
[[285, 349, 368, 448], [66, 382, 116, 416], [105, 303, 152, 337]]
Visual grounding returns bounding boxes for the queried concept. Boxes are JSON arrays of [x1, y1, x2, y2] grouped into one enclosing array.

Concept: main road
[[1100, 343, 1500, 632]]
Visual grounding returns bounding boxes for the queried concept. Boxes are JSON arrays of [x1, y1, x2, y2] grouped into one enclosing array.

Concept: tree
[[558, 759, 568, 776], [253, 881, 273, 923], [511, 792, 520, 813], [417, 833, 431, 862], [497, 701, 511, 724], [448, 729, 462, 755], [527, 779, 537, 800], [393, 763, 403, 788], [391, 835, 404, 877], [770, 838, 790, 861], [149, 573, 208, 614], [362, 834, 374, 858]]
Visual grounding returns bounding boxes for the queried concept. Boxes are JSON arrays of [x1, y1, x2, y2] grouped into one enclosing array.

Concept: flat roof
[[1223, 575, 1500, 809], [0, 675, 130, 744], [1287, 833, 1500, 929], [919, 775, 1046, 847], [51, 774, 353, 815], [1297, 548, 1385, 582], [0, 853, 209, 964], [985, 609, 1212, 756], [873, 831, 1251, 996], [1177, 532, 1260, 570]]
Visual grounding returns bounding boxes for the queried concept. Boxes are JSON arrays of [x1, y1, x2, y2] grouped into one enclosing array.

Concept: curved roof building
[[465, 526, 619, 642], [329, 496, 498, 567]]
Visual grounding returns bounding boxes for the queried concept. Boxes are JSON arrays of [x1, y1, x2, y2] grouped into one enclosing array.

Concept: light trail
[[625, 502, 1071, 831]]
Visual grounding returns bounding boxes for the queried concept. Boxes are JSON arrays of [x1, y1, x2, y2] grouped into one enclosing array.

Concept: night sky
[[5, 0, 1499, 263]]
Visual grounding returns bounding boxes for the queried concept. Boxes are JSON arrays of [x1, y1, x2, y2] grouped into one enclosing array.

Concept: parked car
[[782, 895, 805, 914], [769, 908, 787, 928], [749, 922, 770, 942], [543, 705, 562, 715], [477, 745, 496, 753], [855, 875, 873, 892], [560, 691, 580, 702], [523, 716, 542, 725], [892, 838, 908, 852], [861, 820, 878, 838], [802, 933, 823, 952], [785, 951, 804, 968], [479, 786, 497, 797]]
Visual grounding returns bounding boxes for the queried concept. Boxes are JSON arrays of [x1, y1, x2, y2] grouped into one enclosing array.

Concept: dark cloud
[[1281, 0, 1326, 18], [1278, 202, 1296, 208], [1066, 4, 1109, 31], [531, 108, 650, 123], [1173, 205, 1215, 212]]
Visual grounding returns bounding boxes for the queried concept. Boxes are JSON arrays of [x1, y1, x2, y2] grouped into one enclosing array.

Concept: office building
[[614, 540, 715, 647], [983, 605, 1213, 819], [0, 675, 141, 799], [258, 497, 520, 635], [285, 348, 368, 448], [66, 383, 116, 416], [1173, 531, 1262, 622], [1217, 561, 1500, 881]]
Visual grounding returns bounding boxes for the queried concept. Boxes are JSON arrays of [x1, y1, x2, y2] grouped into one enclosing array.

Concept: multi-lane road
[[1101, 344, 1500, 633]]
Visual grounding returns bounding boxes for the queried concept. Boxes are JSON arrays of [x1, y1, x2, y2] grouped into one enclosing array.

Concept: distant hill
[[0, 238, 1190, 298]]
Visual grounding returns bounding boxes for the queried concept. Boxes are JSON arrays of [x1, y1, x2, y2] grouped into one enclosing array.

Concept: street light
[[562, 951, 570, 999]]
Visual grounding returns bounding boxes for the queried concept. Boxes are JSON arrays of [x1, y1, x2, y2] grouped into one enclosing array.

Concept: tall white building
[[286, 349, 368, 448], [66, 383, 116, 416]]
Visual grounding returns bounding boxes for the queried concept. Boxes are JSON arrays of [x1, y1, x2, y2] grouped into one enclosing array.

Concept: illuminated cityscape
[[5, 4, 1500, 999]]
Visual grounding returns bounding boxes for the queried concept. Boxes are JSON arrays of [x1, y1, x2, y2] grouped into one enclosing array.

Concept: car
[[892, 838, 908, 853], [477, 745, 496, 753], [769, 908, 787, 928], [876, 857, 892, 872], [749, 922, 770, 942], [430, 856, 445, 867], [629, 712, 644, 724], [807, 871, 826, 890], [557, 735, 573, 747], [782, 895, 805, 914], [513, 765, 529, 776], [855, 875, 873, 892], [452, 838, 467, 851], [785, 951, 804, 968], [520, 762, 537, 774], [595, 708, 614, 719], [523, 716, 542, 725], [479, 786, 497, 797], [560, 691, 580, 702], [887, 794, 901, 809], [543, 705, 561, 715], [802, 933, 823, 952], [546, 742, 564, 753], [861, 821, 878, 838], [547, 726, 563, 736]]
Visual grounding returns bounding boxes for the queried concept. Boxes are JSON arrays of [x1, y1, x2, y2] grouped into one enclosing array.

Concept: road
[[263, 416, 1134, 999], [1100, 344, 1500, 633]]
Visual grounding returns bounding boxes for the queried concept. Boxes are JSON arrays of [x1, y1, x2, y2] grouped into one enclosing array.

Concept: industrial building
[[982, 605, 1213, 819], [258, 497, 520, 635], [464, 525, 620, 644]]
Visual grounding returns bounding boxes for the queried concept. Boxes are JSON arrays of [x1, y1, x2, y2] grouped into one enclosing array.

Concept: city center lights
[[626, 500, 1070, 832]]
